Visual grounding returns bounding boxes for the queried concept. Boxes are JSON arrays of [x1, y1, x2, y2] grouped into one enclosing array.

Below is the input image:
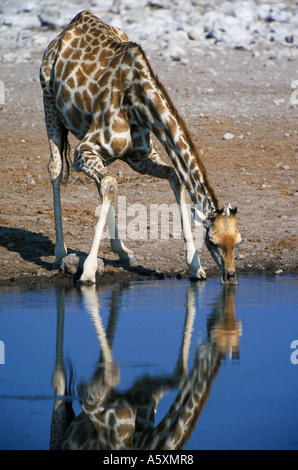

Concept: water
[[0, 274, 297, 450]]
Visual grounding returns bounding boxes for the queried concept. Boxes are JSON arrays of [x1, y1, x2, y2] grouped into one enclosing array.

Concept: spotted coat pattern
[[50, 283, 240, 450], [40, 10, 218, 211], [40, 10, 240, 285]]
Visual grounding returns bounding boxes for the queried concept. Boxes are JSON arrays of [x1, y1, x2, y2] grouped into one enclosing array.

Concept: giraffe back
[[40, 10, 130, 141]]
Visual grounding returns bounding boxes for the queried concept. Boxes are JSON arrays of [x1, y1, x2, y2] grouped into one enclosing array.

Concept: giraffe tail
[[61, 126, 72, 185]]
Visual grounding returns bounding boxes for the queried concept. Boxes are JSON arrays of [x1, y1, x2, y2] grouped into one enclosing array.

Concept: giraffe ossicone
[[40, 10, 241, 285]]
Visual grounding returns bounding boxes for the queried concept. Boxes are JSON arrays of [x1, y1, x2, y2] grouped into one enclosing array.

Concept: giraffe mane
[[127, 42, 220, 211]]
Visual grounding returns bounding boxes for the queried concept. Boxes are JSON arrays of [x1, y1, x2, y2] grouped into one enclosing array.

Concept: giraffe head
[[204, 204, 241, 284]]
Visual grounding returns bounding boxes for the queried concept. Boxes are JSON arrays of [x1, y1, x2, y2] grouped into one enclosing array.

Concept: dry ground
[[0, 44, 297, 286]]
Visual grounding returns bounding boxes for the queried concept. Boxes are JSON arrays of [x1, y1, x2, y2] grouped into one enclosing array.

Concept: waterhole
[[0, 274, 297, 450]]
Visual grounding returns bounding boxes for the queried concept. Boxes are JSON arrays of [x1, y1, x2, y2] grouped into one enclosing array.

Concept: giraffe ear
[[229, 207, 238, 216], [215, 208, 224, 216]]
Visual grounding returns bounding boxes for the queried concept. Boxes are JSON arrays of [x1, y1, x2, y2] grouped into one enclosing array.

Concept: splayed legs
[[126, 149, 206, 280]]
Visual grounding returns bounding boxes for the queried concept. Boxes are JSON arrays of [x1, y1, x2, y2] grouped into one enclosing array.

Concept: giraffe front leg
[[80, 176, 117, 284], [178, 187, 207, 280], [126, 146, 206, 279]]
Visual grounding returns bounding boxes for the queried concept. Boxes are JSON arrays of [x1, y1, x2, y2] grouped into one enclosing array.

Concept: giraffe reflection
[[50, 283, 241, 450]]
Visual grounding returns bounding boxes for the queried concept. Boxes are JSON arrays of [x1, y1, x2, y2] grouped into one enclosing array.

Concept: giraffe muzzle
[[223, 271, 237, 285]]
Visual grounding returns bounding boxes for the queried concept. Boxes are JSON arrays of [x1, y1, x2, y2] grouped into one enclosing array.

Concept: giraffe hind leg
[[43, 96, 68, 262]]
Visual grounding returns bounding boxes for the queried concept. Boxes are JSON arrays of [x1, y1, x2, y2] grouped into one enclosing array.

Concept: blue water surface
[[0, 274, 297, 450]]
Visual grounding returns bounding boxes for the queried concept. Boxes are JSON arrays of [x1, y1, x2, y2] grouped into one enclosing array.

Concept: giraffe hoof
[[79, 258, 104, 284], [78, 275, 96, 285], [54, 243, 68, 263], [190, 268, 207, 281], [121, 254, 138, 266]]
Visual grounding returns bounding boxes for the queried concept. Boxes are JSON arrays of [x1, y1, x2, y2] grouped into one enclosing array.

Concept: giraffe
[[40, 10, 242, 285], [50, 281, 241, 450]]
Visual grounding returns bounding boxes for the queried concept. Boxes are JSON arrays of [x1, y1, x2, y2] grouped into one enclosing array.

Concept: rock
[[2, 52, 17, 63], [273, 99, 285, 106], [109, 0, 121, 14], [275, 269, 283, 275], [61, 253, 104, 277], [97, 258, 105, 276], [285, 35, 294, 44], [164, 43, 188, 64], [61, 253, 80, 275], [188, 26, 204, 42], [146, 1, 166, 9], [26, 177, 36, 185], [233, 3, 258, 24], [203, 10, 254, 45], [222, 133, 234, 141]]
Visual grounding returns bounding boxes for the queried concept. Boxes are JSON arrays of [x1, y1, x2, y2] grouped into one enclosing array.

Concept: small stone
[[2, 52, 17, 63], [273, 99, 285, 106], [61, 253, 80, 275], [61, 254, 104, 277], [188, 27, 204, 41], [26, 177, 35, 185], [222, 133, 234, 141], [275, 269, 283, 275], [285, 35, 294, 44], [97, 258, 105, 276], [281, 165, 290, 170]]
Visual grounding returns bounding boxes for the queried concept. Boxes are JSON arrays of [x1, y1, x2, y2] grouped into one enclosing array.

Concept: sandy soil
[[0, 39, 297, 287]]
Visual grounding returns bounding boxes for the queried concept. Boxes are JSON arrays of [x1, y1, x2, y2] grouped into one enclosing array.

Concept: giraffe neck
[[130, 46, 219, 215], [143, 343, 221, 450]]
